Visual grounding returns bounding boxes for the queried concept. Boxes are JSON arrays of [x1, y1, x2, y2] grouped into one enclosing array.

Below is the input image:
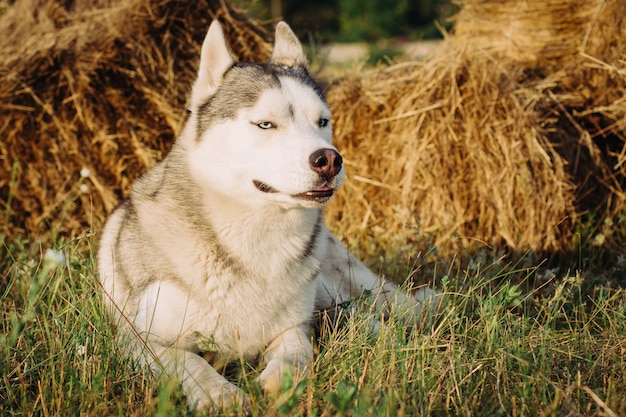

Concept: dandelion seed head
[[80, 184, 89, 194], [592, 233, 605, 247], [44, 248, 65, 267], [80, 167, 91, 179], [76, 344, 86, 356]]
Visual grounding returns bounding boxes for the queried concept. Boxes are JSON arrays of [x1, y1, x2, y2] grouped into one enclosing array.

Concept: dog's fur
[[98, 21, 435, 412]]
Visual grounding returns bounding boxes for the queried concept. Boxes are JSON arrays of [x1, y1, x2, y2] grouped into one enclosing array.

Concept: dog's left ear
[[270, 22, 307, 69]]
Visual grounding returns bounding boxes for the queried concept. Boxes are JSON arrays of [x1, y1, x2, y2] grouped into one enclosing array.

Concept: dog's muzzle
[[253, 148, 342, 203]]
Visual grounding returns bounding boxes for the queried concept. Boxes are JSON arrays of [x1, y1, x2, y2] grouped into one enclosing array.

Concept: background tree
[[236, 0, 456, 42]]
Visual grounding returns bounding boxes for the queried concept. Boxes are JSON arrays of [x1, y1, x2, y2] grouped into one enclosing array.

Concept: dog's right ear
[[191, 20, 235, 105]]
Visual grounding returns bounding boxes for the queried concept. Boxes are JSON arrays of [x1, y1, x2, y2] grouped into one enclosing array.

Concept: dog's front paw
[[377, 285, 441, 328], [413, 286, 442, 316], [189, 382, 250, 414], [259, 359, 308, 394]]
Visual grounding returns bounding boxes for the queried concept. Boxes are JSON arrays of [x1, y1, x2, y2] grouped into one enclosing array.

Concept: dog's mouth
[[253, 180, 334, 202], [292, 186, 334, 200]]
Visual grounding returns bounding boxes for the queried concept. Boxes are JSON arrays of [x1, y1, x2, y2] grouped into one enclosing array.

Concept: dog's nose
[[309, 148, 342, 179]]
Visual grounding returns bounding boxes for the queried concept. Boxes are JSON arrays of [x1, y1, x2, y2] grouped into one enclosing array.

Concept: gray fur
[[196, 63, 325, 136], [98, 20, 438, 413]]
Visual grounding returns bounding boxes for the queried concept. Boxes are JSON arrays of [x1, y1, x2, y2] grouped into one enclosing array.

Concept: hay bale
[[453, 0, 599, 67], [454, 0, 626, 224], [326, 0, 626, 259], [326, 49, 574, 258], [2, 0, 624, 264], [540, 0, 626, 222], [0, 0, 270, 240]]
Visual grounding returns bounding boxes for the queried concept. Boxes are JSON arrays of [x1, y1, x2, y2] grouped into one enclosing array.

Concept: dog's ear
[[270, 22, 307, 69], [193, 20, 235, 99]]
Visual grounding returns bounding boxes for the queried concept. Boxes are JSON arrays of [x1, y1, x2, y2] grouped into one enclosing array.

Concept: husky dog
[[98, 20, 435, 412]]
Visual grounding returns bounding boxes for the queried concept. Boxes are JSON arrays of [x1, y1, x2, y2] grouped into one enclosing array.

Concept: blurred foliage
[[235, 0, 457, 42]]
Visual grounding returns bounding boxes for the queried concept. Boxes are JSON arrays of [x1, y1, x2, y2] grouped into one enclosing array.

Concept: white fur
[[188, 78, 338, 209], [98, 20, 438, 413]]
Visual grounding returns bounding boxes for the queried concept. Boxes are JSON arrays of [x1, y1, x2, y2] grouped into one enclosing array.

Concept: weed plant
[[1, 234, 625, 416]]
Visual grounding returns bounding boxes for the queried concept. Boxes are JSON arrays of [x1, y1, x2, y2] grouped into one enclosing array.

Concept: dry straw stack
[[1, 0, 625, 264], [0, 0, 271, 239], [325, 0, 626, 260]]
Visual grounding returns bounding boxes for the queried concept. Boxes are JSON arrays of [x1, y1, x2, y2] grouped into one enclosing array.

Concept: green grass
[[1, 233, 625, 416]]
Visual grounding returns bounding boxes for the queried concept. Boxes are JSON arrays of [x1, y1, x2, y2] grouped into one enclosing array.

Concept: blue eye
[[319, 118, 329, 128], [257, 121, 275, 129]]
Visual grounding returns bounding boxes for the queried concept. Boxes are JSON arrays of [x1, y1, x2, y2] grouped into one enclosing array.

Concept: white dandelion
[[43, 248, 65, 267], [76, 344, 87, 357]]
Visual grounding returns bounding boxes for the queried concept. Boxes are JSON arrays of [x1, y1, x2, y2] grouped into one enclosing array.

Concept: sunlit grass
[[1, 233, 625, 416]]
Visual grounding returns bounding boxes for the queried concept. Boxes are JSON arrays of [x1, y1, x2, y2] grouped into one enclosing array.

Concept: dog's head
[[184, 21, 343, 209]]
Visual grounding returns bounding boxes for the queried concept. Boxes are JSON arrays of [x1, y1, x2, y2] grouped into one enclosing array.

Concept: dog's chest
[[137, 225, 323, 359], [133, 201, 327, 357]]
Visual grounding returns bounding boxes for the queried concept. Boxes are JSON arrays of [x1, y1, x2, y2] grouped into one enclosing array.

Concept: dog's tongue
[[306, 186, 333, 197]]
